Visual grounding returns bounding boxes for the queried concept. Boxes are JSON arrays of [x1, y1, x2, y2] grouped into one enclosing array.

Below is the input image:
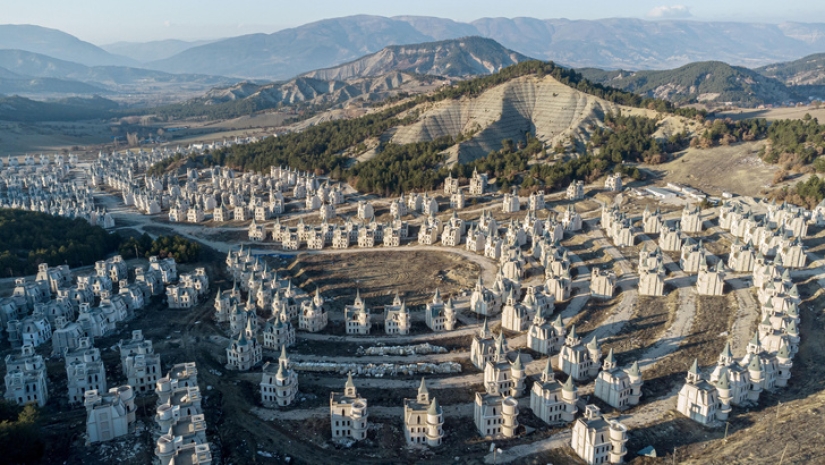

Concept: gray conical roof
[[427, 397, 441, 415]]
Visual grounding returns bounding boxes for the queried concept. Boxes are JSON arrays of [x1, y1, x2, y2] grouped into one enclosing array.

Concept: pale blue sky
[[5, 0, 824, 44]]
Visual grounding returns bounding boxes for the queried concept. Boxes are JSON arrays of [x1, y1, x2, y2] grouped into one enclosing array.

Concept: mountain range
[[138, 15, 825, 79], [579, 61, 825, 106]]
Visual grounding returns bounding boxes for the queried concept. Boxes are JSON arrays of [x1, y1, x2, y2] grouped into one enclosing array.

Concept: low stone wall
[[291, 361, 461, 376], [359, 343, 447, 356]]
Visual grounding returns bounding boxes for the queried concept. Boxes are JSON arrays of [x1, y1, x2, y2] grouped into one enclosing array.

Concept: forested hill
[[578, 61, 810, 107], [756, 53, 825, 86], [199, 61, 700, 195]]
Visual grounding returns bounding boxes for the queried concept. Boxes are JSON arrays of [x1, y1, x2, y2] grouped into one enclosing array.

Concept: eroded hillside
[[388, 74, 652, 164]]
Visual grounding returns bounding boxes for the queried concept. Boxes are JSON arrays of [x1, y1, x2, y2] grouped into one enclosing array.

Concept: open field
[[647, 142, 776, 196]]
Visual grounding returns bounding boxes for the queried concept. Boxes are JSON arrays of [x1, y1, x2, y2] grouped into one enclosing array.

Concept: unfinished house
[[263, 310, 296, 349], [502, 188, 520, 213], [559, 326, 601, 381], [474, 392, 519, 438], [642, 206, 664, 234], [65, 337, 107, 404], [562, 205, 583, 231], [681, 204, 703, 233], [567, 180, 585, 200], [530, 359, 578, 425], [659, 226, 683, 252], [677, 359, 721, 425], [591, 268, 616, 299], [299, 290, 328, 333], [403, 378, 444, 447], [149, 255, 178, 284], [697, 261, 726, 296], [4, 345, 49, 407], [261, 347, 298, 407], [226, 319, 263, 371], [330, 374, 369, 441], [470, 319, 500, 369], [344, 291, 371, 335], [527, 309, 565, 355], [728, 238, 756, 272], [469, 168, 487, 195], [483, 349, 527, 398], [119, 330, 161, 394], [571, 405, 629, 465], [51, 316, 85, 356], [84, 385, 136, 444], [384, 295, 411, 335], [593, 350, 643, 409], [680, 239, 706, 273], [638, 263, 666, 297]]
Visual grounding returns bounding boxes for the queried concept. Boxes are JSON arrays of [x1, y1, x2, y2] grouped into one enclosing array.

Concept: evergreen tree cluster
[[761, 114, 825, 167], [0, 400, 44, 464], [0, 210, 120, 276], [119, 233, 202, 264]]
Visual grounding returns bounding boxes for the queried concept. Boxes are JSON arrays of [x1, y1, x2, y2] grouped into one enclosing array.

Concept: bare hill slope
[[390, 74, 634, 164]]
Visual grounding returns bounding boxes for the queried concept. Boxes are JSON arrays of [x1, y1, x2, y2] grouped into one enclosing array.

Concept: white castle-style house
[[403, 378, 444, 447], [119, 330, 161, 394], [474, 392, 520, 439], [559, 325, 601, 381], [424, 289, 456, 332], [593, 349, 643, 410], [261, 346, 298, 407], [330, 374, 369, 441], [4, 344, 49, 407], [65, 337, 107, 404], [571, 405, 629, 465], [84, 385, 136, 444], [529, 359, 578, 425]]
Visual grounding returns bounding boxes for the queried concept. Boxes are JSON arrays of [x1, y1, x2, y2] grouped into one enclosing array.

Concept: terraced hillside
[[390, 74, 640, 164]]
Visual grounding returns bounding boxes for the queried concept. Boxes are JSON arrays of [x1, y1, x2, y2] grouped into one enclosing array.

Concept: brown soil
[[605, 294, 675, 362]]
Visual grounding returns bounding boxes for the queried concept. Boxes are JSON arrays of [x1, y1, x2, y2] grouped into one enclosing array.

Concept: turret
[[602, 347, 617, 371], [586, 337, 601, 377], [417, 377, 430, 404], [747, 356, 764, 402], [510, 352, 526, 397], [426, 397, 443, 447], [715, 368, 732, 421], [686, 358, 701, 384], [775, 341, 793, 388], [608, 420, 629, 464], [627, 361, 643, 405], [718, 341, 734, 366], [344, 372, 357, 397], [500, 396, 519, 438]]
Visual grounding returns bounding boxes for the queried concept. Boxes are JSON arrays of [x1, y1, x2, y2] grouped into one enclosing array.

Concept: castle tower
[[500, 396, 520, 438], [426, 398, 444, 447], [586, 337, 602, 377], [344, 372, 357, 397], [686, 358, 701, 384], [602, 348, 617, 371], [747, 356, 764, 402], [417, 377, 430, 404], [608, 420, 629, 464], [715, 368, 732, 421], [561, 375, 579, 422], [775, 341, 793, 388], [627, 361, 643, 405], [510, 352, 526, 397]]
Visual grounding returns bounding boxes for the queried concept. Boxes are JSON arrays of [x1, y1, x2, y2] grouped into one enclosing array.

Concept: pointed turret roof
[[628, 361, 641, 377], [715, 367, 730, 390], [562, 375, 576, 392], [511, 351, 523, 371], [605, 347, 616, 365], [345, 372, 355, 389], [418, 377, 428, 396], [688, 358, 700, 376], [721, 341, 733, 360], [428, 397, 441, 415], [748, 355, 762, 372]]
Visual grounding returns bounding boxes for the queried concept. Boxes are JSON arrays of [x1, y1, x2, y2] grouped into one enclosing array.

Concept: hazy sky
[[5, 0, 825, 44]]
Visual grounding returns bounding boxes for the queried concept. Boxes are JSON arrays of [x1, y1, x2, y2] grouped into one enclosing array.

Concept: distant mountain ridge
[[579, 60, 825, 106], [0, 49, 234, 95], [302, 37, 529, 81], [142, 15, 825, 79], [757, 53, 825, 85], [101, 39, 216, 63], [0, 24, 134, 67]]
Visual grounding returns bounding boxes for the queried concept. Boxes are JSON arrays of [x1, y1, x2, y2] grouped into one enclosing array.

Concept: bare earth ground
[[647, 142, 776, 197], [719, 106, 825, 122]]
